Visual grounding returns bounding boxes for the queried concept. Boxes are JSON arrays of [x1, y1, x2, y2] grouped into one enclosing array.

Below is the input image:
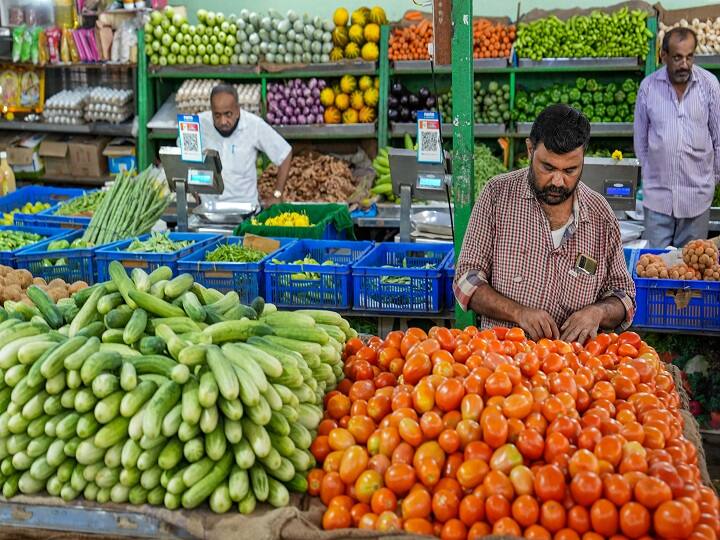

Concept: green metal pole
[[377, 25, 391, 149], [645, 15, 658, 76], [451, 0, 474, 328], [137, 29, 149, 170]]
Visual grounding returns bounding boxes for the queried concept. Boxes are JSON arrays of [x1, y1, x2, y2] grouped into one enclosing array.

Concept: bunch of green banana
[[371, 147, 393, 200]]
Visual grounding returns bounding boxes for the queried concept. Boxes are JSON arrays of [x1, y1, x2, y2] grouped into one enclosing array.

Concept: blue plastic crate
[[444, 257, 456, 310], [632, 248, 720, 331], [32, 203, 95, 230], [15, 229, 108, 285], [623, 247, 634, 272], [0, 225, 74, 267], [177, 236, 297, 303], [95, 233, 222, 282], [352, 242, 453, 313], [264, 240, 373, 309], [2, 186, 86, 226]]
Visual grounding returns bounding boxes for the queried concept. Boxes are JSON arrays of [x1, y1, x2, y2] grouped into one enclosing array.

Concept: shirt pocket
[[559, 266, 603, 314]]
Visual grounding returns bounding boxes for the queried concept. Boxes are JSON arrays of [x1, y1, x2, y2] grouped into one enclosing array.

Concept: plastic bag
[[66, 29, 80, 63], [20, 26, 33, 62], [30, 27, 41, 65], [60, 28, 71, 63], [47, 27, 61, 63], [37, 29, 48, 65], [11, 25, 25, 63]]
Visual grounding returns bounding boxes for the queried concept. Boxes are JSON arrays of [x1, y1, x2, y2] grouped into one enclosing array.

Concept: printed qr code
[[420, 130, 440, 153], [182, 133, 200, 153]]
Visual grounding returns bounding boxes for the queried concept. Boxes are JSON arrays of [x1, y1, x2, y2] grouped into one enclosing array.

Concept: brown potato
[[68, 281, 89, 294], [4, 284, 22, 302], [32, 277, 47, 287], [13, 269, 33, 288]]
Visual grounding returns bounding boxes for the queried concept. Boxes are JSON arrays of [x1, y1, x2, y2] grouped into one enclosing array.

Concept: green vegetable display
[[515, 8, 653, 61], [42, 238, 95, 268], [126, 232, 194, 254], [713, 185, 720, 208], [55, 192, 106, 217], [81, 169, 171, 246], [437, 80, 510, 124], [513, 78, 639, 123], [205, 244, 267, 263], [0, 231, 44, 251], [473, 144, 507, 198], [0, 262, 354, 512]]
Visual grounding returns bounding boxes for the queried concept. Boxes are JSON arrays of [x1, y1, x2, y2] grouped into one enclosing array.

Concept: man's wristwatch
[[273, 190, 282, 199]]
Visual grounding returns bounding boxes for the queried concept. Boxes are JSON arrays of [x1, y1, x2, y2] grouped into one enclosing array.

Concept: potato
[[4, 284, 22, 302], [46, 288, 65, 303], [0, 265, 11, 276], [19, 296, 33, 306], [68, 281, 89, 294], [13, 269, 33, 288], [32, 277, 47, 287], [48, 278, 66, 290]]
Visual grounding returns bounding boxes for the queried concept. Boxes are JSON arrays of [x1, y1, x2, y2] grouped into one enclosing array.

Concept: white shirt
[[198, 110, 291, 205], [550, 197, 579, 249]]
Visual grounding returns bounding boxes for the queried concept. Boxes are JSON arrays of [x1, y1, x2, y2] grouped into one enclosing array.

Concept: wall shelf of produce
[[273, 124, 376, 139], [515, 121, 634, 137], [148, 62, 377, 79], [391, 58, 511, 74], [698, 55, 720, 69], [389, 122, 507, 138], [516, 57, 644, 70], [0, 121, 135, 138]]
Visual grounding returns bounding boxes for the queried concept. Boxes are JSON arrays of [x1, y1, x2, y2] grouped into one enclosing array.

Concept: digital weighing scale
[[159, 146, 259, 233], [388, 148, 452, 243], [580, 156, 640, 212]]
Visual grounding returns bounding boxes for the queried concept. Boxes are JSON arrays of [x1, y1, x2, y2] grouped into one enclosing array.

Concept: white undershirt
[[550, 197, 579, 249]]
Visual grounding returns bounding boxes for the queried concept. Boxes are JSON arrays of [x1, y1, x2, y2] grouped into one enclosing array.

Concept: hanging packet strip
[[12, 26, 25, 63]]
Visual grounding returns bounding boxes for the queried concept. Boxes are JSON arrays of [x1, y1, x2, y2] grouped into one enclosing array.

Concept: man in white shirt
[[199, 84, 292, 206]]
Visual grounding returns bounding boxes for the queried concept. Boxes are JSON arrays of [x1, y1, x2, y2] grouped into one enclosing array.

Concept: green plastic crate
[[236, 203, 355, 240]]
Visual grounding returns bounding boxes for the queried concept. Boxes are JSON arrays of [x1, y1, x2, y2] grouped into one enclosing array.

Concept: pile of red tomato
[[308, 326, 719, 540]]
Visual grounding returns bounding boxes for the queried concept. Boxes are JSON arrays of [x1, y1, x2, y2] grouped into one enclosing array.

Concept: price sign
[[416, 110, 443, 164], [177, 114, 203, 163]]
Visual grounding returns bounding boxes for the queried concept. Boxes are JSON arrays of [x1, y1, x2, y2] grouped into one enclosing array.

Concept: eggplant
[[418, 87, 430, 100], [408, 94, 420, 110], [399, 107, 411, 122], [390, 82, 405, 97], [399, 95, 409, 106], [425, 96, 437, 109], [388, 108, 400, 122], [411, 109, 418, 122], [388, 95, 400, 109]]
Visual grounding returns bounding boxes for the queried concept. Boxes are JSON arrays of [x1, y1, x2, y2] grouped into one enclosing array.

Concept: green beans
[[55, 191, 106, 216], [126, 233, 193, 254], [205, 244, 267, 263]]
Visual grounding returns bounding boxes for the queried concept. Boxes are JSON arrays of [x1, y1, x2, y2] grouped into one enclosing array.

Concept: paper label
[[243, 234, 280, 254]]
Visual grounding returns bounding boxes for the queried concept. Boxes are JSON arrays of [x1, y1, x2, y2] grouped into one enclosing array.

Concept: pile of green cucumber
[[0, 261, 354, 513]]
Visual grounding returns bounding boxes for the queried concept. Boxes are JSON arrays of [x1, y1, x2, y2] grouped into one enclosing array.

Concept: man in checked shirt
[[454, 104, 635, 343], [634, 27, 720, 248]]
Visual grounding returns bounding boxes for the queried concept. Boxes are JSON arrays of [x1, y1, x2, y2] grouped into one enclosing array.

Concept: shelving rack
[[0, 61, 138, 186]]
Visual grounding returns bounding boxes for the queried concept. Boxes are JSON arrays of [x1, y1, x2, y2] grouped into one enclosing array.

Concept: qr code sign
[[420, 130, 440, 154], [182, 133, 200, 153]]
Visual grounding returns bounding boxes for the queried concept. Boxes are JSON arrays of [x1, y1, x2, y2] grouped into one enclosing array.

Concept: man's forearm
[[273, 153, 292, 193], [592, 296, 626, 330], [468, 282, 522, 325]]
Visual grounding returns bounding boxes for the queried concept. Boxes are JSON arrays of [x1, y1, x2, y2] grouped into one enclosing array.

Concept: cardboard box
[[38, 136, 71, 176], [102, 138, 136, 174], [7, 134, 45, 174], [68, 137, 109, 178]]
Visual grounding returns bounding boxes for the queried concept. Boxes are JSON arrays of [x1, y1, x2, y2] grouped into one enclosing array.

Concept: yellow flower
[[611, 150, 623, 161]]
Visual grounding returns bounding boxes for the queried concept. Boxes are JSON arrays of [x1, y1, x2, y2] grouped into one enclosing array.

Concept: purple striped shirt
[[633, 65, 720, 219]]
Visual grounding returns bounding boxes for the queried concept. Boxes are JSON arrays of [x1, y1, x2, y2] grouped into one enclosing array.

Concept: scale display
[[417, 175, 444, 190], [603, 180, 633, 198]]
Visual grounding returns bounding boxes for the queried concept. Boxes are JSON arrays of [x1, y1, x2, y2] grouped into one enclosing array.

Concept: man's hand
[[560, 305, 603, 344], [516, 308, 559, 341], [265, 196, 282, 207]]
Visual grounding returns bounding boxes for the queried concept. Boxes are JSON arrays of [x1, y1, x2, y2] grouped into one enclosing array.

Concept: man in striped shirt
[[454, 105, 635, 343], [634, 27, 720, 248]]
